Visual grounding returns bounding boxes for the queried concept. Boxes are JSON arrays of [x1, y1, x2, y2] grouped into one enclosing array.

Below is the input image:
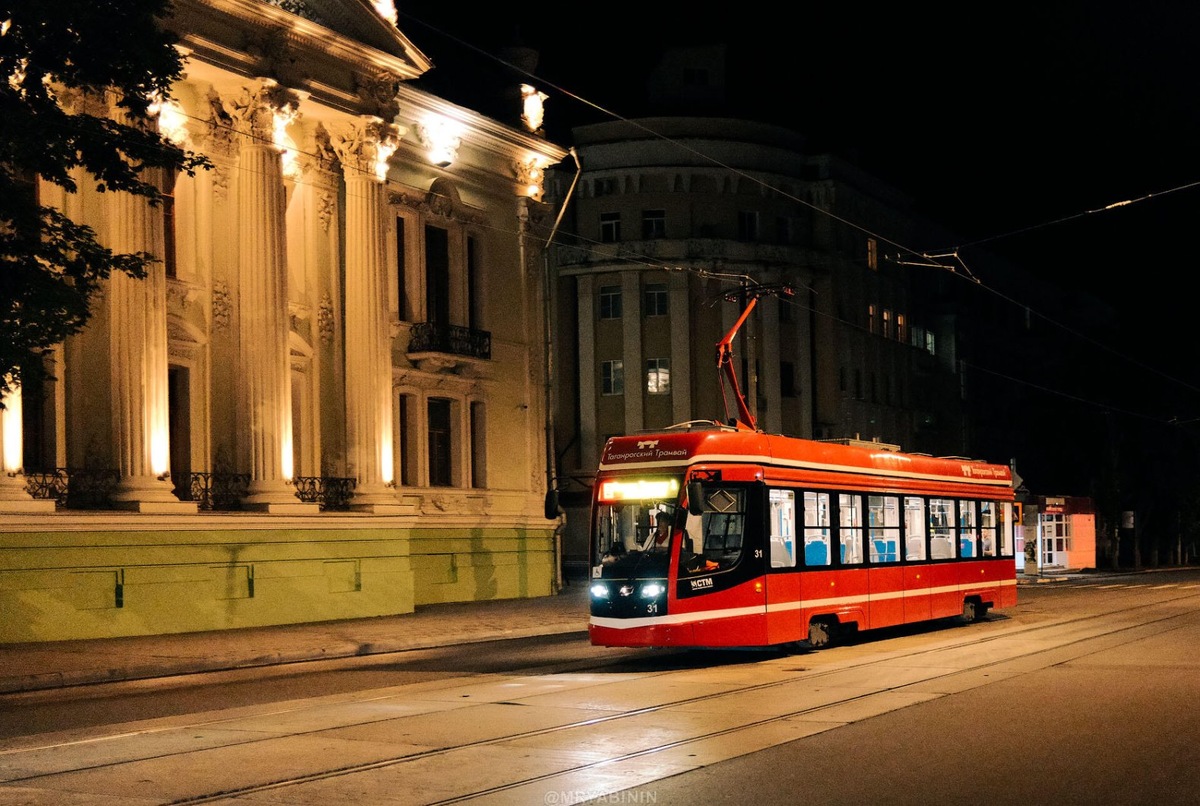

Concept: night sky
[[398, 2, 1200, 410]]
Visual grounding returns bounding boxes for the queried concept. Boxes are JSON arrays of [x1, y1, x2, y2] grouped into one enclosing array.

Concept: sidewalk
[[0, 583, 593, 695]]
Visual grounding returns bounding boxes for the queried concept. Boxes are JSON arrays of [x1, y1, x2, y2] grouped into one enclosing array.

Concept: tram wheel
[[807, 619, 833, 649], [962, 598, 987, 623]]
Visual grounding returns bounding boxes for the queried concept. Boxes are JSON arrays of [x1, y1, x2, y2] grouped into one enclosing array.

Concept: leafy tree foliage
[[0, 1, 208, 401]]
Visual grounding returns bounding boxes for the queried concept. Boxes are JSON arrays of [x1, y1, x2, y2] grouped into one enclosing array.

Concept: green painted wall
[[0, 518, 558, 643]]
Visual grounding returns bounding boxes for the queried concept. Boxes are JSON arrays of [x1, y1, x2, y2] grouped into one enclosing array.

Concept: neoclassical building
[[0, 0, 568, 641]]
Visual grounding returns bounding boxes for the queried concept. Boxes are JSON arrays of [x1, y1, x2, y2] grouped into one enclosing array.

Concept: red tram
[[587, 424, 1017, 649]]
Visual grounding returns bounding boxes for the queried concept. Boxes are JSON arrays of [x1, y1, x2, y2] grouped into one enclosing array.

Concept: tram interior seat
[[804, 540, 828, 566], [960, 539, 974, 558], [906, 537, 925, 561], [871, 539, 898, 563]]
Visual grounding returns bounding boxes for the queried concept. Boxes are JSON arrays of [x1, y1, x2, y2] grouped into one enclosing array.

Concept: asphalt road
[[2, 570, 1197, 804]]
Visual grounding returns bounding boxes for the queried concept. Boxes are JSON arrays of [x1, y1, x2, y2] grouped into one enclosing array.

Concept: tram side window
[[769, 488, 797, 568], [904, 497, 927, 561], [959, 500, 979, 559], [803, 491, 832, 567], [929, 497, 956, 560], [979, 501, 998, 557], [838, 493, 864, 565], [999, 502, 1015, 557], [868, 495, 900, 563]]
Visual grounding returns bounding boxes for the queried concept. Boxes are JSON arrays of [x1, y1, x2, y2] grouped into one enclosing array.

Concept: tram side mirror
[[544, 489, 560, 520], [687, 480, 705, 516]]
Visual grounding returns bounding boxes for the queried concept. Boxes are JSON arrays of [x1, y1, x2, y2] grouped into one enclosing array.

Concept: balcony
[[406, 321, 491, 372]]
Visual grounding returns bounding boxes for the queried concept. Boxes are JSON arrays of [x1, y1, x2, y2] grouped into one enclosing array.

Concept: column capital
[[223, 79, 303, 148], [329, 116, 401, 181]]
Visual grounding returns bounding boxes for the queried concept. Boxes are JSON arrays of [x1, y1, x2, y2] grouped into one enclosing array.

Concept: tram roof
[[598, 422, 1013, 490]]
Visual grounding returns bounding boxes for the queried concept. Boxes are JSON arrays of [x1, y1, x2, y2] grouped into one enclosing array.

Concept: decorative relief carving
[[318, 293, 336, 344], [317, 191, 334, 232], [223, 81, 302, 146], [329, 117, 400, 179], [354, 72, 401, 120], [210, 164, 230, 202], [211, 280, 232, 332]]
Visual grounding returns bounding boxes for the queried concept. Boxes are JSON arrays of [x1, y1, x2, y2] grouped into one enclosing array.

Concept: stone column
[[0, 383, 55, 512], [104, 110, 196, 511], [331, 118, 402, 512], [226, 82, 316, 512]]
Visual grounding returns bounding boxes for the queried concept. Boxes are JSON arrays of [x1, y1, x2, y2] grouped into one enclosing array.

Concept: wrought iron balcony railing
[[407, 321, 491, 360]]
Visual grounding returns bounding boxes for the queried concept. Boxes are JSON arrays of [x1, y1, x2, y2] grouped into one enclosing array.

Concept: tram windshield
[[592, 475, 734, 578], [592, 476, 683, 576]]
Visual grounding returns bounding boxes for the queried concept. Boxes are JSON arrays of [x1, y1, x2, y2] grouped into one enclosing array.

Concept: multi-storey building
[[0, 0, 568, 642], [545, 53, 969, 573]]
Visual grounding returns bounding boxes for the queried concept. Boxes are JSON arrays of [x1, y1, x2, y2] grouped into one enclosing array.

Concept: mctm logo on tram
[[637, 440, 660, 450]]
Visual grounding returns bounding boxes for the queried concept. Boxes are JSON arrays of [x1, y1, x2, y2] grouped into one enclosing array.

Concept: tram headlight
[[640, 582, 665, 598], [590, 583, 610, 599]]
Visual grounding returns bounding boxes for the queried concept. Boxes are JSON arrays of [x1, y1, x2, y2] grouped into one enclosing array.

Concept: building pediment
[[169, 0, 432, 115]]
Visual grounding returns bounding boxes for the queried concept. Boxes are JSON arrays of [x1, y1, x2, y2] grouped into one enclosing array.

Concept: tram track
[[5, 582, 1199, 805]]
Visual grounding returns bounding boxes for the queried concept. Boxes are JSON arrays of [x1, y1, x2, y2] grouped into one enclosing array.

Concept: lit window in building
[[641, 209, 665, 239], [867, 237, 878, 270], [599, 285, 622, 319], [646, 358, 670, 394], [868, 303, 878, 334], [882, 309, 892, 339], [643, 283, 668, 316], [601, 360, 624, 395], [896, 313, 907, 342], [600, 211, 621, 243]]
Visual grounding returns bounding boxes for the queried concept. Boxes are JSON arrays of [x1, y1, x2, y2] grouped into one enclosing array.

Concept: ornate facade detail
[[317, 293, 336, 344], [223, 81, 302, 147], [167, 280, 200, 313], [354, 72, 401, 120], [329, 117, 400, 179], [203, 91, 240, 158], [209, 164, 231, 202], [317, 191, 335, 232], [211, 280, 232, 332]]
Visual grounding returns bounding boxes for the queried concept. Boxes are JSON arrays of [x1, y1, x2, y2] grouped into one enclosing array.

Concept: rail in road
[[2, 579, 1199, 804]]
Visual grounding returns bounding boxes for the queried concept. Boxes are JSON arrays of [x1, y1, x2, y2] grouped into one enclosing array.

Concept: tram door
[[766, 488, 800, 643]]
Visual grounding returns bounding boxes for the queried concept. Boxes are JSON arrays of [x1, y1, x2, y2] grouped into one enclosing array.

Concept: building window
[[882, 309, 892, 340], [396, 216, 409, 320], [602, 360, 624, 395], [867, 237, 878, 270], [643, 282, 668, 316], [868, 303, 878, 334], [896, 313, 907, 342], [776, 215, 795, 245], [925, 330, 936, 356], [646, 358, 670, 393], [398, 393, 418, 486], [780, 361, 796, 397], [595, 177, 617, 196], [600, 211, 621, 243], [467, 235, 481, 330], [737, 210, 759, 241], [599, 285, 622, 319], [470, 401, 486, 489], [641, 209, 666, 239], [425, 224, 450, 323], [428, 397, 453, 487]]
